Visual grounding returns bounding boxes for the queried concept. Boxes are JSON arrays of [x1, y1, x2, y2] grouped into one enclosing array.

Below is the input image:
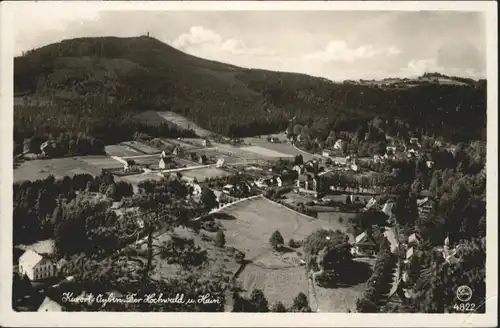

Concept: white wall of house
[[20, 258, 55, 281]]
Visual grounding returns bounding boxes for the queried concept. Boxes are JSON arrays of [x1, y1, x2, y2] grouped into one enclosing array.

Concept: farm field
[[240, 145, 294, 159], [218, 197, 363, 310], [181, 167, 232, 181], [216, 197, 348, 261], [14, 157, 103, 182], [117, 172, 164, 185], [314, 281, 367, 312], [163, 138, 201, 150], [238, 264, 309, 307], [105, 144, 143, 157], [121, 141, 161, 154], [245, 138, 316, 162], [78, 155, 124, 170], [156, 111, 213, 137]]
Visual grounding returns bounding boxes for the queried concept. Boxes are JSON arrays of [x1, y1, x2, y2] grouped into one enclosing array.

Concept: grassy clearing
[[78, 156, 124, 169], [105, 144, 142, 157], [14, 157, 103, 182], [181, 167, 232, 182], [238, 264, 309, 307], [217, 198, 347, 261], [121, 141, 161, 154], [240, 146, 294, 159], [149, 226, 241, 282], [117, 173, 164, 185]]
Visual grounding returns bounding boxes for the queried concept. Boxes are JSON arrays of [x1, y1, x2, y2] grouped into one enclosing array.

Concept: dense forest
[[14, 36, 487, 147]]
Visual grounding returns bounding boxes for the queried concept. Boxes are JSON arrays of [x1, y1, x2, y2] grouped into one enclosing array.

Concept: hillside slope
[[15, 36, 486, 141]]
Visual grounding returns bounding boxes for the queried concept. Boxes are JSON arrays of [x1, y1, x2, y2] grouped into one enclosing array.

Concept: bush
[[215, 230, 226, 247], [270, 230, 284, 250], [288, 238, 301, 248]]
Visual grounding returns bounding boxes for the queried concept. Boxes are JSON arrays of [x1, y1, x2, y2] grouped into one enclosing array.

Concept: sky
[[12, 8, 487, 81]]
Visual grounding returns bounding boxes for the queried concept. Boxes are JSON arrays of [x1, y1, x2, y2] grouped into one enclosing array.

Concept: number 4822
[[453, 303, 476, 312]]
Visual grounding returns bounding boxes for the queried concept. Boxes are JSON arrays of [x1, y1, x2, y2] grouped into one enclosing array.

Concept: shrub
[[270, 230, 284, 250], [288, 238, 301, 248], [215, 230, 226, 247]]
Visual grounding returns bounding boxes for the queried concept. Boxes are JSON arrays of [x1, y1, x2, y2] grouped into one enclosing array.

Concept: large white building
[[18, 250, 56, 281]]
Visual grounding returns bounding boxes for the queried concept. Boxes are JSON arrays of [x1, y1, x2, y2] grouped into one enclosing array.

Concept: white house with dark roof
[[382, 202, 395, 217], [216, 158, 225, 168], [351, 232, 377, 257], [408, 233, 421, 245], [333, 139, 344, 150], [19, 250, 56, 281]]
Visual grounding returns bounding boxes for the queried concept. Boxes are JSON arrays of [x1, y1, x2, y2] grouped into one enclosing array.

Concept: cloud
[[303, 40, 402, 63], [401, 58, 485, 79], [171, 26, 276, 57]]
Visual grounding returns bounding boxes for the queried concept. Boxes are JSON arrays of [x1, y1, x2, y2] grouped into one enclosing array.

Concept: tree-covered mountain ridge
[[15, 36, 486, 141]]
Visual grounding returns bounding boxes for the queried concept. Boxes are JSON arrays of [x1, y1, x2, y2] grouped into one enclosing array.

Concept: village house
[[159, 156, 166, 169], [417, 197, 434, 219], [172, 146, 181, 155], [322, 149, 334, 157], [365, 197, 378, 211], [255, 175, 283, 188], [296, 173, 318, 192], [202, 139, 211, 147], [382, 202, 395, 218], [19, 250, 56, 281], [386, 146, 397, 154], [40, 140, 57, 157], [409, 137, 420, 145], [37, 296, 63, 312], [408, 233, 421, 246], [216, 158, 225, 168], [351, 232, 377, 257], [333, 139, 344, 150], [404, 247, 414, 266]]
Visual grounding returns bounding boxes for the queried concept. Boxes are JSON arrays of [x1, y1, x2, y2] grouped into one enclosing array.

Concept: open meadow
[[238, 264, 309, 307], [120, 141, 161, 154], [149, 226, 241, 281], [212, 196, 370, 311], [14, 157, 107, 182], [105, 144, 143, 157], [156, 111, 213, 138], [181, 167, 232, 182]]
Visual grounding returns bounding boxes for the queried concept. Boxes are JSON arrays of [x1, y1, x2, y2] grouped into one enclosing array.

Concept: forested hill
[[15, 36, 486, 142]]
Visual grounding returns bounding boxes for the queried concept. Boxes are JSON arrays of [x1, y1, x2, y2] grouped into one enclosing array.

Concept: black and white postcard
[[0, 1, 497, 327]]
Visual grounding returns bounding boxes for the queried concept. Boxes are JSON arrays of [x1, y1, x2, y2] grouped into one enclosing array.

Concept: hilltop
[[15, 36, 486, 142]]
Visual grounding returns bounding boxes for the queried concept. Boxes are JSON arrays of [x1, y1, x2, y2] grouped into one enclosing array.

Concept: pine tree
[[269, 230, 284, 250]]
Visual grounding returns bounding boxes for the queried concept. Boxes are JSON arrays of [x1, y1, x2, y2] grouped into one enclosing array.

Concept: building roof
[[355, 232, 367, 244], [416, 197, 429, 207], [355, 232, 376, 245], [420, 189, 433, 197], [382, 202, 395, 216], [408, 233, 420, 244], [406, 247, 414, 259], [20, 250, 44, 268], [38, 297, 63, 312]]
